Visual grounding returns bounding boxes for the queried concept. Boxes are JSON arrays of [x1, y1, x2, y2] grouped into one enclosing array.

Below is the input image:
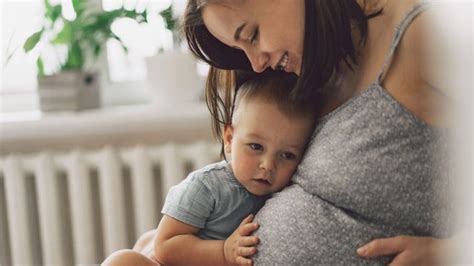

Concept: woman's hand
[[224, 214, 260, 265], [357, 235, 444, 266]]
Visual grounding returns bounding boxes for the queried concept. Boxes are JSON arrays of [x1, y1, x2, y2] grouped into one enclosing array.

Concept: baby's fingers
[[238, 246, 258, 257], [236, 256, 253, 265], [239, 236, 260, 247], [239, 214, 255, 226], [238, 222, 259, 236]]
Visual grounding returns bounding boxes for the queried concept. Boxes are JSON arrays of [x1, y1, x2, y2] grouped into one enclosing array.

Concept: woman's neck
[[319, 0, 401, 116], [357, 0, 389, 14]]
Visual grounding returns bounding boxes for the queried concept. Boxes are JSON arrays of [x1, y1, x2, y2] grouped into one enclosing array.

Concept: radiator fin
[[0, 141, 219, 264]]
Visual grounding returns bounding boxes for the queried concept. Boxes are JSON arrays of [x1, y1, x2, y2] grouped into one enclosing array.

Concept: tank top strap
[[376, 1, 431, 85]]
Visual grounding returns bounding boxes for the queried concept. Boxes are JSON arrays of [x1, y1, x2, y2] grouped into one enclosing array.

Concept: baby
[[103, 73, 316, 265]]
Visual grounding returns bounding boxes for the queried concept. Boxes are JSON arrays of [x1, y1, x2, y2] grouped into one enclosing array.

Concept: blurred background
[[0, 0, 221, 265], [1, 0, 211, 115]]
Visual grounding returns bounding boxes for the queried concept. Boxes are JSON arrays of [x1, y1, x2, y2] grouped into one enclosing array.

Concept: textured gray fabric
[[253, 2, 452, 265], [162, 161, 268, 240]]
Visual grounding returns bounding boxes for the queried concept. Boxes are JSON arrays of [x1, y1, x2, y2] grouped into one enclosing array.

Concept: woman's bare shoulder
[[399, 3, 469, 97], [382, 2, 454, 127]]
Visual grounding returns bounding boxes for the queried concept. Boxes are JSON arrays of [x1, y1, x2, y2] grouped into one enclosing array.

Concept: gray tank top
[[253, 2, 452, 265]]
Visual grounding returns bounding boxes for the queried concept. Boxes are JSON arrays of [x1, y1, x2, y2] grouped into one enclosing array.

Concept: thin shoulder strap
[[376, 1, 431, 84]]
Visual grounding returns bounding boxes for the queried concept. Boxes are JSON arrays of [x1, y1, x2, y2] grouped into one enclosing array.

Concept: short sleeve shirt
[[162, 160, 269, 240]]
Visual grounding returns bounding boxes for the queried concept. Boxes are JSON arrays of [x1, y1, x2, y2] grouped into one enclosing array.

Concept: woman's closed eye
[[250, 26, 259, 44]]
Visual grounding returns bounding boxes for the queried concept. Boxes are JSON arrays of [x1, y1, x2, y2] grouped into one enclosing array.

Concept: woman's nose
[[244, 48, 269, 73]]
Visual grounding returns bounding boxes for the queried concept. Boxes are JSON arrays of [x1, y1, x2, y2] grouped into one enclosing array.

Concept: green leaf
[[51, 22, 73, 44], [23, 30, 43, 52], [64, 42, 83, 70], [4, 33, 18, 66], [71, 0, 84, 17], [44, 1, 62, 23], [160, 5, 175, 31], [43, 0, 52, 15], [93, 44, 102, 57], [50, 5, 63, 23], [37, 57, 45, 78]]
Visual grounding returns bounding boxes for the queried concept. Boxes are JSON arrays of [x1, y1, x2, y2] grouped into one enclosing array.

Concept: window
[[0, 0, 201, 116], [1, 0, 44, 113], [103, 0, 175, 83]]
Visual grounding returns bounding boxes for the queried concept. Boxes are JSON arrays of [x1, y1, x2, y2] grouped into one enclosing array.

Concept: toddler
[[103, 73, 316, 265]]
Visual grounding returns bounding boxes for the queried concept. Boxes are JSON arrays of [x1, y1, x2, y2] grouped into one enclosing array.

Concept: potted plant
[[146, 5, 203, 106], [23, 0, 148, 111]]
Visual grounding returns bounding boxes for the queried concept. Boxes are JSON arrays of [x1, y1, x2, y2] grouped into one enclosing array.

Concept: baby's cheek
[[233, 152, 255, 176], [284, 164, 299, 180]]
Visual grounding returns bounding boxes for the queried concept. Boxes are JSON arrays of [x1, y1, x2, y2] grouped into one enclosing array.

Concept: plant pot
[[145, 51, 204, 106], [37, 71, 100, 112]]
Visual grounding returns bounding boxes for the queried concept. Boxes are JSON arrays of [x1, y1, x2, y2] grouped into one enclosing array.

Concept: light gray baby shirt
[[162, 160, 268, 240]]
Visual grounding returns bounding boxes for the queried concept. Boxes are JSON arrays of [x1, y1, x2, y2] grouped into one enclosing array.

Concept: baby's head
[[223, 73, 316, 196]]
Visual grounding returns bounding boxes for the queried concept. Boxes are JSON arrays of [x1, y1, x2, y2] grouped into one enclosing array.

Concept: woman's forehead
[[202, 4, 247, 46]]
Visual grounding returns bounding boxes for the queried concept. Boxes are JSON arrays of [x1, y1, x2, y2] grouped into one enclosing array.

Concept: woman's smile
[[202, 0, 305, 75], [275, 52, 289, 72]]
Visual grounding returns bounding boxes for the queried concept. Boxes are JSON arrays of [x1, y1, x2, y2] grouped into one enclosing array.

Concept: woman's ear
[[223, 124, 233, 154]]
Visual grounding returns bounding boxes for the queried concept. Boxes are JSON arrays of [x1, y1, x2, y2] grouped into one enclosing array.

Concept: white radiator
[[0, 141, 220, 265]]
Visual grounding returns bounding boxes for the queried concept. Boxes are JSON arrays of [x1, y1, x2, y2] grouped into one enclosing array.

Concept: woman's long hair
[[182, 0, 382, 141]]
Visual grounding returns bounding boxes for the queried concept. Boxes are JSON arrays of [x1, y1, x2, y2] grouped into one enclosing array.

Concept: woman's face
[[202, 0, 305, 75]]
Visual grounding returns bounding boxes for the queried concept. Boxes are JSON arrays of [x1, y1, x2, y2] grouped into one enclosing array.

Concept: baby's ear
[[223, 124, 233, 153]]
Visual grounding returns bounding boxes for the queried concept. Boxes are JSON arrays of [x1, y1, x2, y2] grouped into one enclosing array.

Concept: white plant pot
[[145, 51, 204, 106], [37, 70, 100, 112]]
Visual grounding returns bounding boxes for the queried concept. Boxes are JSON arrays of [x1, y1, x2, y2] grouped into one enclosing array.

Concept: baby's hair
[[231, 73, 316, 124], [216, 71, 317, 158]]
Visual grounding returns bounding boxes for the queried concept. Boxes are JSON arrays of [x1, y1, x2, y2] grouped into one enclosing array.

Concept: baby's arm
[[154, 214, 259, 265], [154, 215, 226, 265]]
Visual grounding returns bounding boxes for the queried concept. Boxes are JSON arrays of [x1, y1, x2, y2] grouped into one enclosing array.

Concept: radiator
[[0, 141, 220, 265]]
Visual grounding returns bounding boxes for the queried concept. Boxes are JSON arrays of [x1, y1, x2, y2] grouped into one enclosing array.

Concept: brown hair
[[182, 0, 382, 154], [213, 71, 316, 158]]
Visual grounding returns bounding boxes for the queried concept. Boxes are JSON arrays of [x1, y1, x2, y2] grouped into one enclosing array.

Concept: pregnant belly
[[253, 184, 398, 265]]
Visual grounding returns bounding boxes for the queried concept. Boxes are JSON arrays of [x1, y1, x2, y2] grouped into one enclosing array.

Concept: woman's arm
[[154, 214, 259, 265]]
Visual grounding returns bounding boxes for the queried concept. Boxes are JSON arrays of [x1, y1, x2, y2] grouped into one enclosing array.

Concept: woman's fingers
[[357, 236, 408, 257], [358, 236, 443, 266]]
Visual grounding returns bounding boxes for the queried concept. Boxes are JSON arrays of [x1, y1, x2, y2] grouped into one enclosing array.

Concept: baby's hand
[[223, 214, 260, 265]]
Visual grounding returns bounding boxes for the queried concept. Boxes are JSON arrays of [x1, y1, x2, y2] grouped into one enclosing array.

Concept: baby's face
[[224, 98, 314, 196]]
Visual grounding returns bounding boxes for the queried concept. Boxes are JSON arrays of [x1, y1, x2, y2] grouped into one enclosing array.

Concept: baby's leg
[[133, 229, 156, 252], [102, 249, 159, 266]]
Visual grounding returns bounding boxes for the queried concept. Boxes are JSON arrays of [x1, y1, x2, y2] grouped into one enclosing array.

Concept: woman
[[178, 0, 454, 264]]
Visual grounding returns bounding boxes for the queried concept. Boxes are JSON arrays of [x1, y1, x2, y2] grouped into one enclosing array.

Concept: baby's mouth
[[253, 178, 271, 186]]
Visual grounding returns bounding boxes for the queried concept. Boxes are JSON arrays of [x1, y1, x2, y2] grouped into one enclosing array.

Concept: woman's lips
[[276, 52, 289, 71]]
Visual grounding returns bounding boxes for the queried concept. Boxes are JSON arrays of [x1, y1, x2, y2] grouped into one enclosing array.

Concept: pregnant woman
[[182, 0, 452, 264]]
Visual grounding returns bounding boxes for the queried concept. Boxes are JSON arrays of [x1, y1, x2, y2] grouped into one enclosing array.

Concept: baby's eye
[[248, 143, 263, 151], [281, 152, 297, 160]]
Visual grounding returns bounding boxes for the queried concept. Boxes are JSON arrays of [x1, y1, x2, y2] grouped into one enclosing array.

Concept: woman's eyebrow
[[234, 22, 247, 41]]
